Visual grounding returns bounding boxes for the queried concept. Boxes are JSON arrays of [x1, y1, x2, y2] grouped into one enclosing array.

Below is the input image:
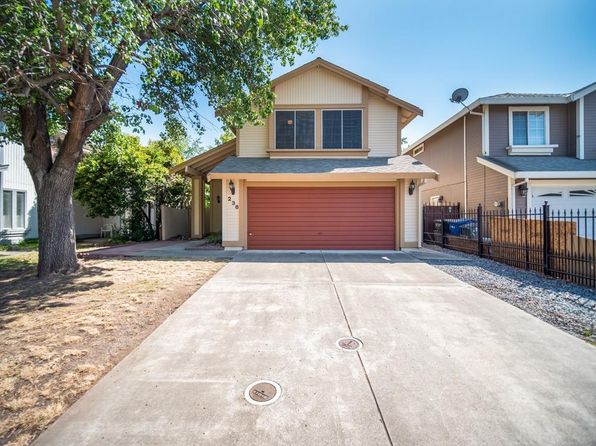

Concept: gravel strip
[[420, 245, 595, 344]]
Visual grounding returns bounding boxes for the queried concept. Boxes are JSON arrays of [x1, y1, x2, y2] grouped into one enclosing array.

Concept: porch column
[[191, 176, 204, 239]]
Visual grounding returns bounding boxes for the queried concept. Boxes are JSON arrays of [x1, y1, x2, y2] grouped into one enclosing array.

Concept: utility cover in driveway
[[244, 380, 281, 406], [337, 337, 363, 351], [247, 187, 395, 250]]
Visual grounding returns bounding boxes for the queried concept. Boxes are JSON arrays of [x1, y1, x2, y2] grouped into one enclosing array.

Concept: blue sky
[[134, 0, 596, 150]]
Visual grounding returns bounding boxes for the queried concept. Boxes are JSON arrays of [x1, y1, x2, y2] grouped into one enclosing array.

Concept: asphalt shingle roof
[[211, 155, 436, 175], [483, 156, 596, 172], [484, 92, 571, 99]]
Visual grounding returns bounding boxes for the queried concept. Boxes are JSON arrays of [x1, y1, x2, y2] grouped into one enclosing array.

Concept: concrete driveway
[[35, 251, 596, 445]]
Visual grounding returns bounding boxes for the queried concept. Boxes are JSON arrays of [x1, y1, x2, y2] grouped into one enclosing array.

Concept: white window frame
[[412, 144, 424, 157], [507, 106, 558, 155], [273, 109, 316, 150], [1, 189, 27, 230], [321, 108, 364, 150]]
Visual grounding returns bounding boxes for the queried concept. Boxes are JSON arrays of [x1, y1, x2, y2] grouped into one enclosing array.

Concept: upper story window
[[512, 111, 545, 145], [275, 110, 315, 149], [322, 109, 362, 149], [507, 106, 555, 155]]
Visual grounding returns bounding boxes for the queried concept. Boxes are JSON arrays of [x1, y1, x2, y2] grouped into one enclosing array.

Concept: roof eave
[[481, 96, 570, 105], [170, 139, 236, 176], [569, 81, 596, 101], [208, 171, 438, 182]]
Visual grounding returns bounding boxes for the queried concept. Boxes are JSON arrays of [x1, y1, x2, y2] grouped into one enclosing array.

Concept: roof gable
[[271, 58, 422, 126]]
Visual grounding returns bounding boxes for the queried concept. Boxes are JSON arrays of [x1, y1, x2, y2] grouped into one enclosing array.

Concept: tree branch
[[51, 0, 68, 58]]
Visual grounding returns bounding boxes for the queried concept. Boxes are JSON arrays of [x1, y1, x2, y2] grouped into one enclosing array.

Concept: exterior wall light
[[518, 183, 528, 197], [228, 179, 235, 195], [408, 180, 416, 196]]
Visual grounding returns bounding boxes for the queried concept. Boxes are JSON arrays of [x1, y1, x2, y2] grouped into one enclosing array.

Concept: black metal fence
[[422, 202, 596, 289]]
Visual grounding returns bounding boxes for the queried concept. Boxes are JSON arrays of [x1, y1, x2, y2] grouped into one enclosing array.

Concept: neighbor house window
[[2, 190, 13, 228], [16, 192, 25, 228], [412, 144, 424, 157], [1, 190, 26, 229], [275, 110, 315, 149], [322, 109, 362, 149], [509, 107, 549, 146]]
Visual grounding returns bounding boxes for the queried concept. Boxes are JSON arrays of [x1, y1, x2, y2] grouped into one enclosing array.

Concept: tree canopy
[[0, 0, 345, 140]]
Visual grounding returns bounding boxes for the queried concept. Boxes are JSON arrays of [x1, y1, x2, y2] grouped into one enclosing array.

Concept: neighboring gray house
[[404, 82, 596, 213], [0, 141, 119, 243]]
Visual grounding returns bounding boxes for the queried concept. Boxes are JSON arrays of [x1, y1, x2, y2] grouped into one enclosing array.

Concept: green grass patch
[[0, 238, 39, 252], [0, 252, 38, 270]]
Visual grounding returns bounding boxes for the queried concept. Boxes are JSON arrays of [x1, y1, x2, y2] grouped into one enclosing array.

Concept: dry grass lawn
[[0, 254, 226, 446]]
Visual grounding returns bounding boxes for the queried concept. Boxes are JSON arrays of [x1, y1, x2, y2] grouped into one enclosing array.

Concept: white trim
[[321, 108, 364, 150], [476, 157, 515, 177], [577, 97, 585, 159], [482, 104, 489, 156], [1, 188, 27, 231], [507, 176, 514, 210], [508, 106, 551, 148], [463, 115, 467, 208], [515, 171, 596, 179], [530, 179, 596, 187], [506, 145, 556, 156], [569, 82, 596, 101], [412, 144, 424, 156], [476, 157, 596, 179], [274, 109, 316, 150]]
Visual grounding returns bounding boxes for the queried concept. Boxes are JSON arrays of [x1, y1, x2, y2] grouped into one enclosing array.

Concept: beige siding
[[274, 67, 362, 105], [466, 114, 484, 208], [222, 177, 241, 242], [237, 123, 268, 157], [466, 113, 509, 209], [403, 180, 419, 243], [415, 117, 466, 205], [484, 169, 509, 209], [368, 94, 398, 157]]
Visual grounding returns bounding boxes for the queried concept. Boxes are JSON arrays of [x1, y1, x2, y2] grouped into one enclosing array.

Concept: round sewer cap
[[244, 380, 282, 406], [336, 337, 363, 351]]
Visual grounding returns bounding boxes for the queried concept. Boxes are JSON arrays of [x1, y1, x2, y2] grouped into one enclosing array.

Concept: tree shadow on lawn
[[0, 264, 114, 322]]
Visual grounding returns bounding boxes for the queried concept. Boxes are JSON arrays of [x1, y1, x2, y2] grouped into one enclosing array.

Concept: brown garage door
[[247, 187, 395, 250]]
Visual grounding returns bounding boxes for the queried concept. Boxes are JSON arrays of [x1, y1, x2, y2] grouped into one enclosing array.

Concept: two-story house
[[404, 83, 596, 213], [172, 58, 437, 250]]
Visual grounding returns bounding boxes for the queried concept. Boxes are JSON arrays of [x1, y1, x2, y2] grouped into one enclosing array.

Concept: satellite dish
[[450, 88, 469, 104]]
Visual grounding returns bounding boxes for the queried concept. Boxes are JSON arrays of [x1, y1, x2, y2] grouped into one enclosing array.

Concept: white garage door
[[531, 186, 596, 238]]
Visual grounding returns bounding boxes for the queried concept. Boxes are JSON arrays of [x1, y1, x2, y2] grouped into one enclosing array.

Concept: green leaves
[[1, 0, 344, 143], [74, 126, 190, 225]]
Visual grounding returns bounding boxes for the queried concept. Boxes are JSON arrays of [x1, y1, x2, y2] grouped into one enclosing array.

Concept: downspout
[[463, 115, 467, 210]]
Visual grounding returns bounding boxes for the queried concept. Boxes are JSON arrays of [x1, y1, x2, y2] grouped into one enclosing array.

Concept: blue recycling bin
[[444, 219, 476, 236]]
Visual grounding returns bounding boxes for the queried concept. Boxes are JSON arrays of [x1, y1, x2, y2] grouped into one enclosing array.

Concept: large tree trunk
[[36, 171, 79, 276], [20, 103, 83, 278]]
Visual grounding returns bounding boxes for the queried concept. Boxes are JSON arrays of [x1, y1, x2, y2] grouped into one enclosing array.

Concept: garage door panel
[[247, 187, 395, 250]]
